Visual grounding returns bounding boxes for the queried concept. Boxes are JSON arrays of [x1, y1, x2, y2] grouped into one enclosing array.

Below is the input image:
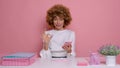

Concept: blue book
[[3, 52, 35, 58]]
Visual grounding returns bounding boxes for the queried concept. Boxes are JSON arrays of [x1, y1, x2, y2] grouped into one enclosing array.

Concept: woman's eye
[[60, 19, 64, 21], [53, 18, 64, 21], [54, 18, 57, 20]]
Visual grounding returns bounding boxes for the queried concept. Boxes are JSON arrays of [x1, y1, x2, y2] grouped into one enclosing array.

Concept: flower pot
[[106, 56, 116, 66]]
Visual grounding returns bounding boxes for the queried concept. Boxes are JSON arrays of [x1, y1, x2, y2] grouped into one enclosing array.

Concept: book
[[2, 52, 35, 59], [1, 52, 37, 66]]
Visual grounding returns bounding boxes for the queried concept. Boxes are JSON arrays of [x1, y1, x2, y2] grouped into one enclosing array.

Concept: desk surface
[[0, 57, 120, 68]]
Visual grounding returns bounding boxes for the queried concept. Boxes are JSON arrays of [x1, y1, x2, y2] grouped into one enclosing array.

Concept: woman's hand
[[42, 32, 52, 50], [62, 42, 72, 53]]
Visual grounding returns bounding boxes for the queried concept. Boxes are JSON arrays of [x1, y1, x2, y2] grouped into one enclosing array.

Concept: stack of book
[[1, 52, 37, 66]]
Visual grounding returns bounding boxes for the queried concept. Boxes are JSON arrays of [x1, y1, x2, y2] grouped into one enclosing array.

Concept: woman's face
[[53, 16, 64, 30]]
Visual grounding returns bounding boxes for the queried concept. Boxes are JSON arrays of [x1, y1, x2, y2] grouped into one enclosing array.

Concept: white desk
[[0, 57, 120, 68]]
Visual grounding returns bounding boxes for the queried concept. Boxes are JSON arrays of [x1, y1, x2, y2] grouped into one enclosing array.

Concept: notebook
[[2, 52, 35, 59], [1, 52, 37, 66]]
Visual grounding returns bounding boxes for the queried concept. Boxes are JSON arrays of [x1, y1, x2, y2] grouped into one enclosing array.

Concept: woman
[[40, 4, 76, 58]]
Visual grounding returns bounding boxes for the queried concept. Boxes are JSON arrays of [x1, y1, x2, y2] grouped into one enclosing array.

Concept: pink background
[[0, 0, 120, 63]]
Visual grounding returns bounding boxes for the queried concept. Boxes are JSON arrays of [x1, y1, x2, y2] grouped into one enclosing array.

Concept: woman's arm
[[40, 31, 52, 58], [62, 31, 76, 57], [68, 31, 76, 57], [42, 32, 52, 50]]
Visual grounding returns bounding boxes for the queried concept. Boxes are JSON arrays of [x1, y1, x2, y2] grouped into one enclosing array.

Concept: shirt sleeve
[[68, 31, 76, 57], [40, 49, 52, 58]]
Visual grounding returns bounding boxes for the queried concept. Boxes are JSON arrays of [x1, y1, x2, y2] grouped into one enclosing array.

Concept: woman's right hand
[[42, 32, 52, 50]]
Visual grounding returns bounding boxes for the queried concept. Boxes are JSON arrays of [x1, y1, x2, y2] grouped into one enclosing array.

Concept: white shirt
[[40, 29, 76, 58]]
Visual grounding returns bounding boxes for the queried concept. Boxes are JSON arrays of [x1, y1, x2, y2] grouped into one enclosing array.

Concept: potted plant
[[98, 44, 120, 66]]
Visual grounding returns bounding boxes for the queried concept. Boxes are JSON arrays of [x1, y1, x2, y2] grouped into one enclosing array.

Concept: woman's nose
[[56, 20, 60, 23]]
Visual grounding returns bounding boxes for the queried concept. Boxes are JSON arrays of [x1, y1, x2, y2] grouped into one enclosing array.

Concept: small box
[[1, 52, 37, 66]]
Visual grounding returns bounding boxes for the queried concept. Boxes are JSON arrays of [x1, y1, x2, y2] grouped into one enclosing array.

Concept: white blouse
[[40, 29, 76, 58]]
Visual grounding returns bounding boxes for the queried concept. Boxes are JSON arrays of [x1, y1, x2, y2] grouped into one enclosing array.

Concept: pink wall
[[0, 0, 120, 62]]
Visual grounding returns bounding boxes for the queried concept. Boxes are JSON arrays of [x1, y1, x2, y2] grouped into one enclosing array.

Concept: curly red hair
[[46, 4, 72, 28]]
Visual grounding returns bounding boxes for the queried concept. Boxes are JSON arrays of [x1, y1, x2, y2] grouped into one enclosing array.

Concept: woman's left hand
[[62, 42, 72, 53]]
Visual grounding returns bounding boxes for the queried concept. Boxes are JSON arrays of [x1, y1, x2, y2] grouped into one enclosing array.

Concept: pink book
[[1, 52, 37, 66], [77, 58, 89, 66]]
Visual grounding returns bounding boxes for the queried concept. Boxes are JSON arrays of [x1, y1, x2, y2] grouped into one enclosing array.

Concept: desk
[[0, 57, 120, 68]]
